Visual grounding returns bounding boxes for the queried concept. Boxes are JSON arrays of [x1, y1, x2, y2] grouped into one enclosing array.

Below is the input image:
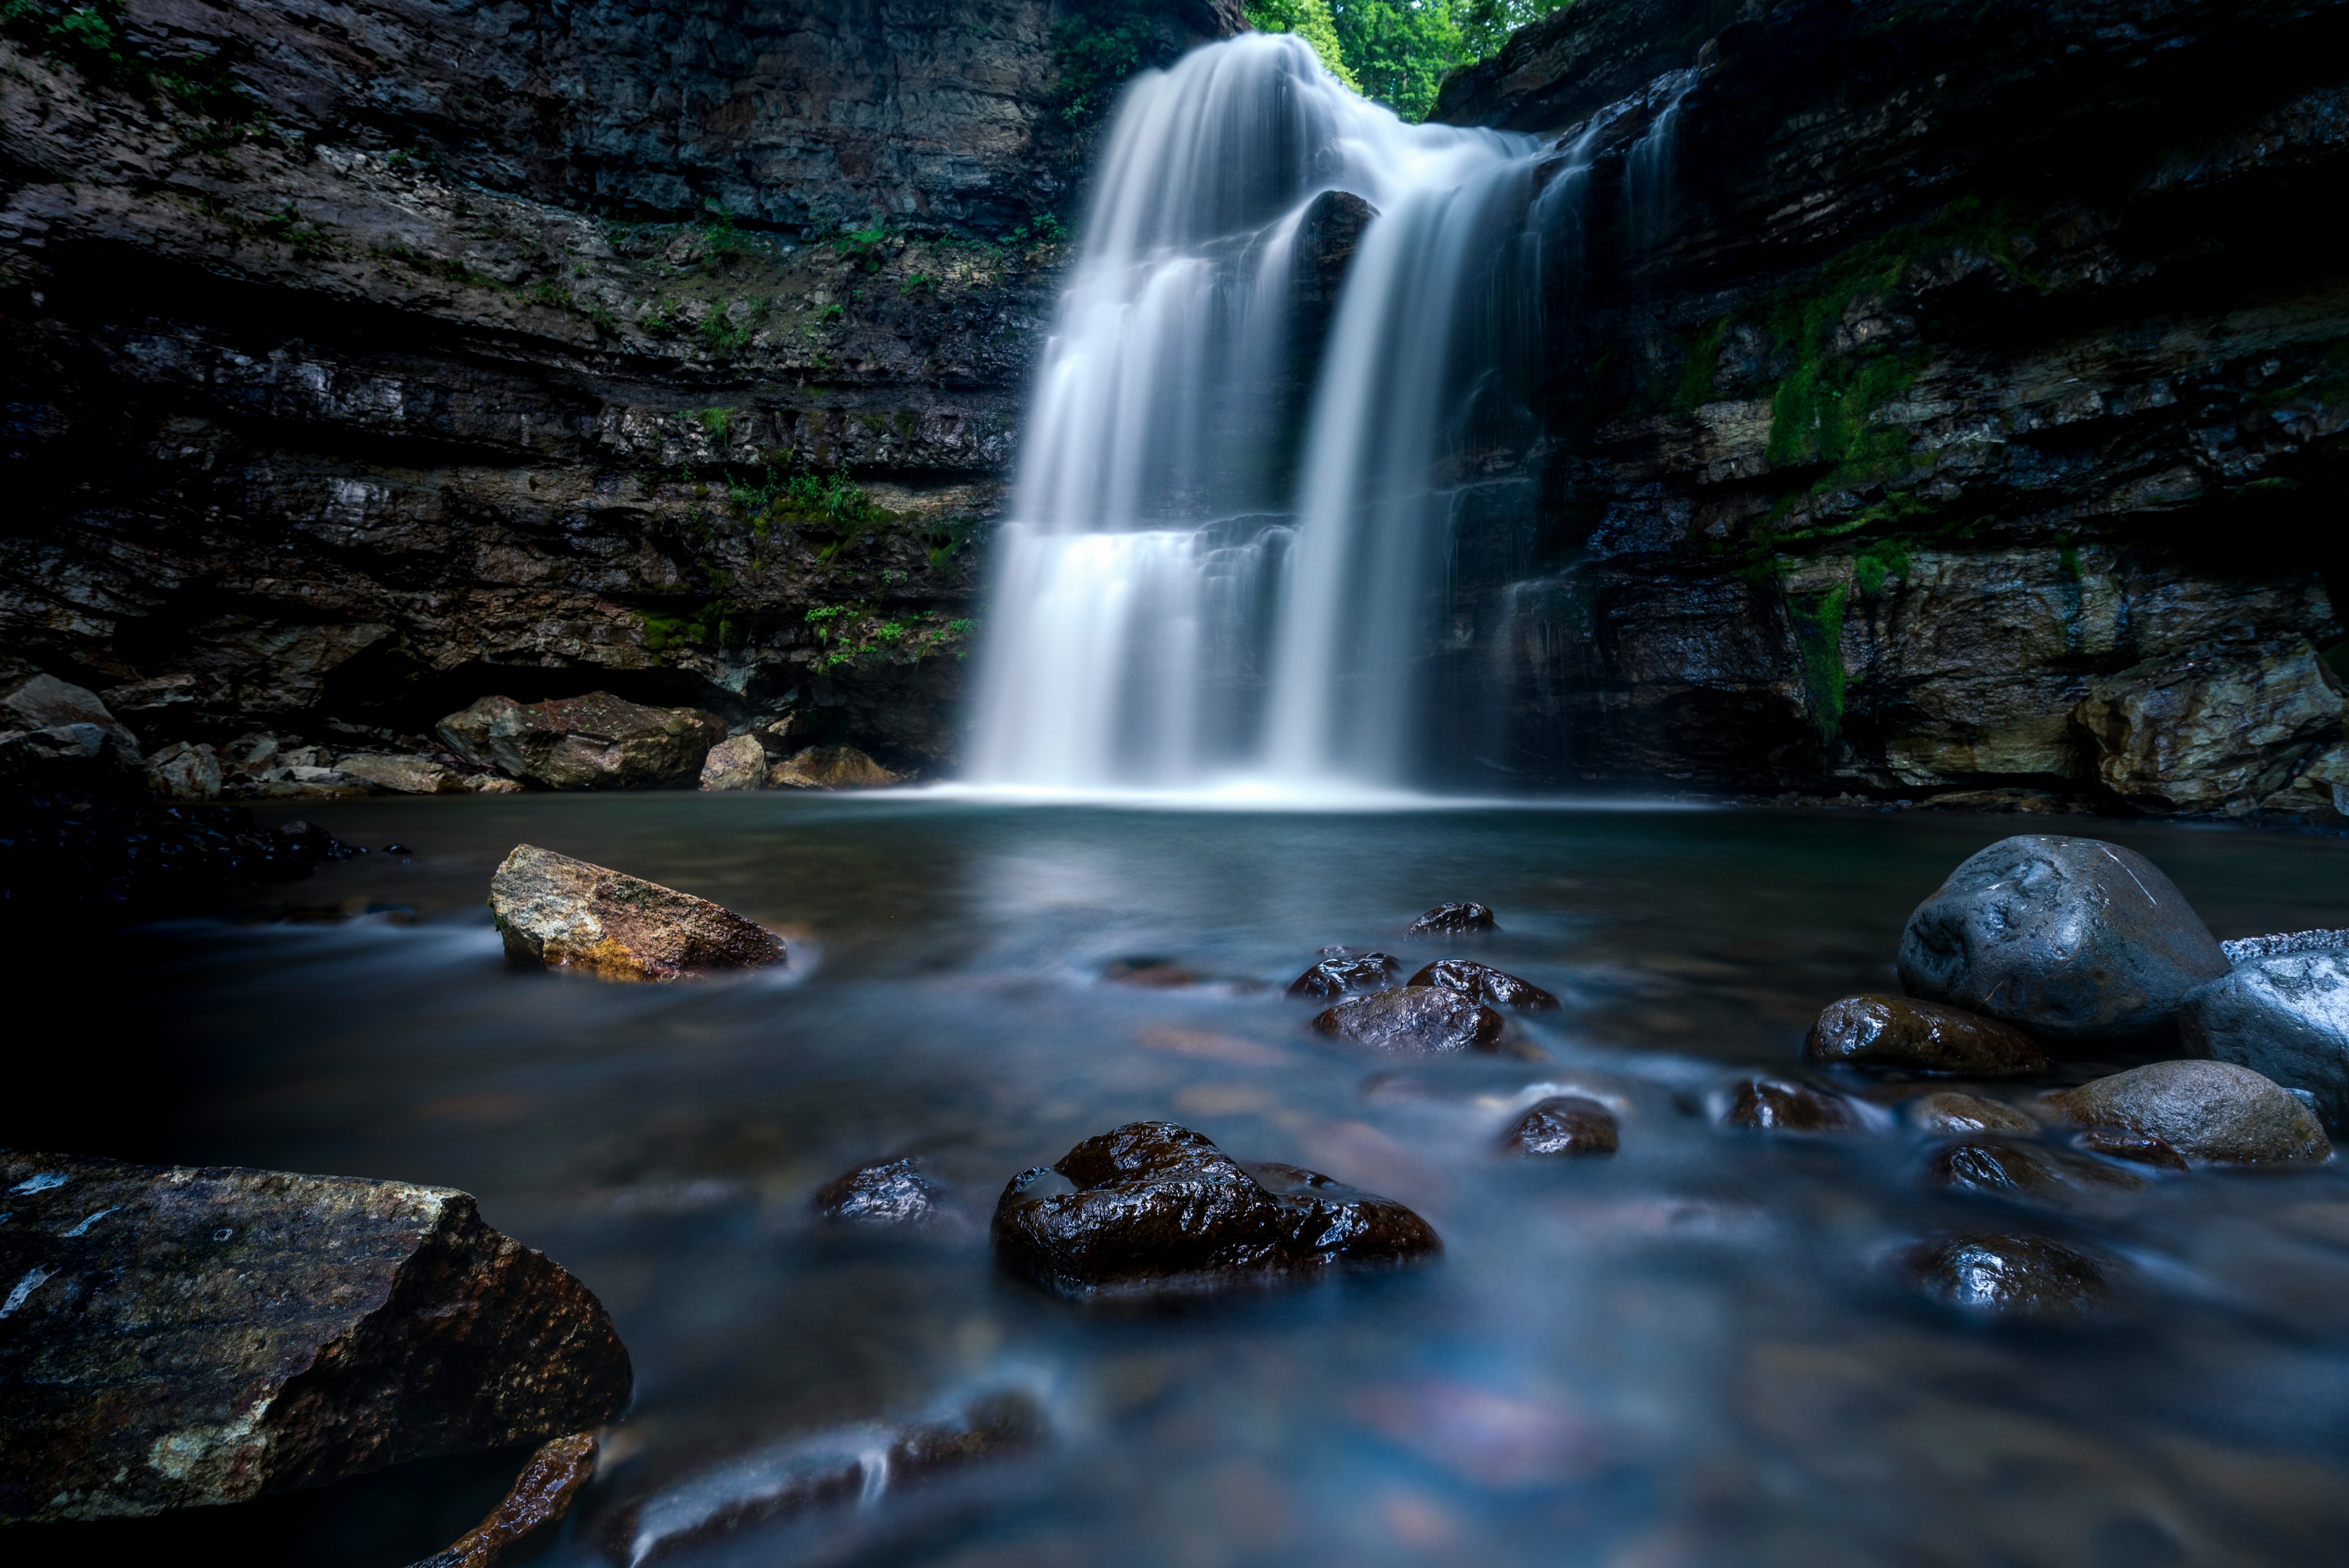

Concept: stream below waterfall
[[39, 795, 2349, 1567]]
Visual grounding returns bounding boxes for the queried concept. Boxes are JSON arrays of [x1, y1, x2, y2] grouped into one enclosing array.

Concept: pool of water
[[24, 796, 2349, 1566]]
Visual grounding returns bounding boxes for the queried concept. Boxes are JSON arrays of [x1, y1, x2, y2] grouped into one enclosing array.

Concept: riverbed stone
[[1407, 901, 1496, 935], [2222, 929, 2349, 963], [1721, 1078, 1858, 1131], [1408, 958, 1559, 1011], [697, 734, 768, 791], [0, 1151, 631, 1524], [767, 744, 900, 790], [2182, 951, 2349, 1127], [1805, 994, 2048, 1076], [438, 693, 726, 790], [990, 1122, 1438, 1296], [2043, 1060, 2332, 1164], [2076, 1129, 2191, 1169], [1926, 1139, 2149, 1202], [1906, 1090, 2038, 1133], [1896, 835, 2230, 1042], [812, 1158, 951, 1227], [146, 740, 225, 800], [1500, 1095, 1619, 1156], [1286, 947, 1401, 1000], [1906, 1233, 2112, 1318], [1310, 986, 1505, 1055], [489, 843, 786, 981], [337, 752, 466, 795], [410, 1432, 599, 1568]]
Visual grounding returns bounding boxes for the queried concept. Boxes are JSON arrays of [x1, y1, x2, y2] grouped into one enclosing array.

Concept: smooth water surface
[[45, 797, 2349, 1566]]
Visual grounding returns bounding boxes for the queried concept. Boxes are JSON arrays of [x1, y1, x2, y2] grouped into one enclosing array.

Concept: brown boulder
[[488, 844, 785, 981], [1905, 1090, 2036, 1134], [1409, 958, 1559, 1011], [1499, 1096, 1618, 1156], [1805, 994, 2047, 1076], [1310, 987, 1505, 1055], [438, 693, 725, 790], [768, 744, 900, 790], [1906, 1233, 2112, 1318], [409, 1432, 599, 1568], [1721, 1078, 1858, 1131], [696, 734, 768, 791], [2043, 1060, 2331, 1165], [1925, 1140, 2148, 1202]]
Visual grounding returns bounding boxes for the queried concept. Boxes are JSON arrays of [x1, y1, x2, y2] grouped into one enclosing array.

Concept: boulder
[[2072, 637, 2344, 813], [1406, 901, 1496, 935], [1720, 1078, 1857, 1131], [1309, 987, 1505, 1055], [1408, 958, 1559, 1011], [147, 741, 225, 801], [2259, 741, 2349, 824], [697, 734, 768, 791], [1499, 1095, 1618, 1156], [2223, 929, 2349, 963], [336, 753, 466, 795], [2076, 1129, 2189, 1169], [438, 693, 725, 790], [811, 1159, 951, 1227], [2181, 953, 2349, 1126], [1285, 947, 1401, 1001], [0, 1151, 631, 1524], [488, 844, 786, 981], [990, 1122, 1438, 1296], [410, 1432, 599, 1568], [767, 744, 900, 790], [1804, 994, 2047, 1076], [1906, 1090, 2036, 1134], [1925, 1140, 2148, 1202], [1896, 835, 2230, 1042], [1905, 1234, 2111, 1318], [2043, 1060, 2331, 1165], [0, 673, 144, 790]]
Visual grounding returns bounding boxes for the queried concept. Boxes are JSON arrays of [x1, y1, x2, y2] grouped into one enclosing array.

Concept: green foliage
[[698, 306, 751, 355], [200, 194, 335, 257], [1671, 316, 1727, 413], [1006, 212, 1071, 252], [1786, 583, 1849, 741], [834, 225, 889, 273], [1246, 0, 1574, 121], [803, 604, 975, 671], [1852, 536, 1913, 597], [899, 272, 936, 298], [727, 462, 891, 538], [4, 0, 262, 122], [1051, 1, 1165, 133], [1245, 0, 1356, 87], [696, 407, 732, 437]]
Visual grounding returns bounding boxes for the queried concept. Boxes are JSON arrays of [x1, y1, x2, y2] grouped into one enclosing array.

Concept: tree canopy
[[1245, 0, 1576, 120]]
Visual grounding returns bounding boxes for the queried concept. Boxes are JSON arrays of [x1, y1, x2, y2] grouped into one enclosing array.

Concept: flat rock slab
[[992, 1122, 1438, 1296], [0, 1152, 630, 1524], [1409, 959, 1559, 1011], [2183, 950, 2349, 1126], [1897, 835, 2229, 1042], [1310, 986, 1504, 1055], [439, 693, 724, 790], [490, 844, 785, 982], [1806, 994, 2047, 1077], [2043, 1060, 2331, 1165]]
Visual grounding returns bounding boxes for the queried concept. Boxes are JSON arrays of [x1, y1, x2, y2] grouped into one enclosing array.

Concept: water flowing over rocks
[[1309, 987, 1506, 1056], [812, 1159, 952, 1228], [1897, 836, 2230, 1043], [990, 1122, 1438, 1296], [1408, 903, 1497, 936], [1905, 1092, 2036, 1134], [2183, 951, 2349, 1126], [0, 1152, 630, 1524], [1806, 994, 2047, 1077], [407, 1432, 599, 1568], [488, 844, 785, 981], [1720, 1078, 1858, 1132], [1904, 1234, 2113, 1320], [1501, 1096, 1620, 1156], [1408, 959, 1560, 1011], [438, 694, 725, 791], [2044, 1061, 2332, 1166], [1286, 947, 1403, 1001], [1926, 1141, 2149, 1205]]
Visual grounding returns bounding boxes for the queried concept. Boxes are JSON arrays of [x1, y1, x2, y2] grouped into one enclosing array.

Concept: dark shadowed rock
[[1805, 994, 2047, 1077], [489, 844, 786, 982], [2222, 930, 2349, 963], [1906, 1091, 2037, 1134], [1501, 1096, 1619, 1156], [1721, 1078, 1858, 1132], [1906, 1234, 2112, 1318], [2044, 1060, 2332, 1165], [1, 673, 144, 791], [1408, 901, 1496, 936], [990, 1122, 1438, 1296], [409, 1432, 599, 1568], [1926, 1141, 2148, 1203], [2181, 950, 2349, 1127], [0, 1152, 631, 1524], [2077, 1130, 2190, 1170], [812, 1159, 951, 1227], [1310, 987, 1505, 1055], [1409, 959, 1560, 1011], [1896, 835, 2230, 1042], [439, 693, 726, 790], [1286, 947, 1402, 1001]]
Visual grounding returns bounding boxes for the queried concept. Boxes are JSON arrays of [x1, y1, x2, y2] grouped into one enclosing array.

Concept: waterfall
[[968, 34, 1545, 796]]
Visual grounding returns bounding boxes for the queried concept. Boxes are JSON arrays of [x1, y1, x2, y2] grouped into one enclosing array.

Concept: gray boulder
[[0, 673, 144, 790], [2222, 929, 2349, 963], [2043, 1059, 2331, 1165], [1897, 835, 2229, 1043], [439, 693, 725, 790], [2182, 950, 2349, 1127]]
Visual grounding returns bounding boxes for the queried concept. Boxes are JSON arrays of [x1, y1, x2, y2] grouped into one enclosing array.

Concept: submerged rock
[[1906, 1090, 2038, 1134], [1500, 1096, 1618, 1156], [0, 1151, 631, 1524], [1104, 956, 1200, 988], [489, 843, 786, 981], [768, 744, 900, 790], [1906, 1234, 2112, 1318], [1896, 835, 2230, 1042], [1285, 947, 1401, 1001], [2043, 1060, 2331, 1165], [2181, 950, 2349, 1126], [991, 1122, 1438, 1296], [439, 693, 725, 790], [1805, 994, 2047, 1076], [2076, 1129, 2191, 1170], [697, 734, 769, 791], [1408, 901, 1496, 935], [812, 1158, 951, 1227], [1310, 986, 1505, 1055], [1926, 1140, 2148, 1202], [1408, 958, 1559, 1011], [410, 1432, 600, 1568], [1721, 1078, 1858, 1132]]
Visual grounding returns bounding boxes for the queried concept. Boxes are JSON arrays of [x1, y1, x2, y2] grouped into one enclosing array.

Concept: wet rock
[[438, 693, 725, 791], [2072, 637, 2345, 814], [2182, 950, 2349, 1126], [1285, 946, 1401, 1001], [2077, 1129, 2190, 1170], [1500, 1096, 1619, 1156], [146, 740, 225, 800], [767, 744, 901, 790], [0, 673, 144, 790], [0, 1151, 631, 1523], [1721, 1078, 1858, 1131], [1906, 1234, 2112, 1318], [1104, 956, 1198, 988], [1906, 1090, 2036, 1134], [990, 1122, 1438, 1296], [811, 1158, 951, 1227], [697, 734, 768, 791], [1804, 994, 2047, 1077], [488, 843, 786, 981], [2044, 1060, 2332, 1165], [1896, 835, 2230, 1042], [2222, 928, 2349, 963], [1407, 901, 1496, 935], [337, 753, 466, 794], [409, 1432, 599, 1568], [1926, 1140, 2148, 1201], [1310, 987, 1504, 1056], [1408, 958, 1559, 1011]]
